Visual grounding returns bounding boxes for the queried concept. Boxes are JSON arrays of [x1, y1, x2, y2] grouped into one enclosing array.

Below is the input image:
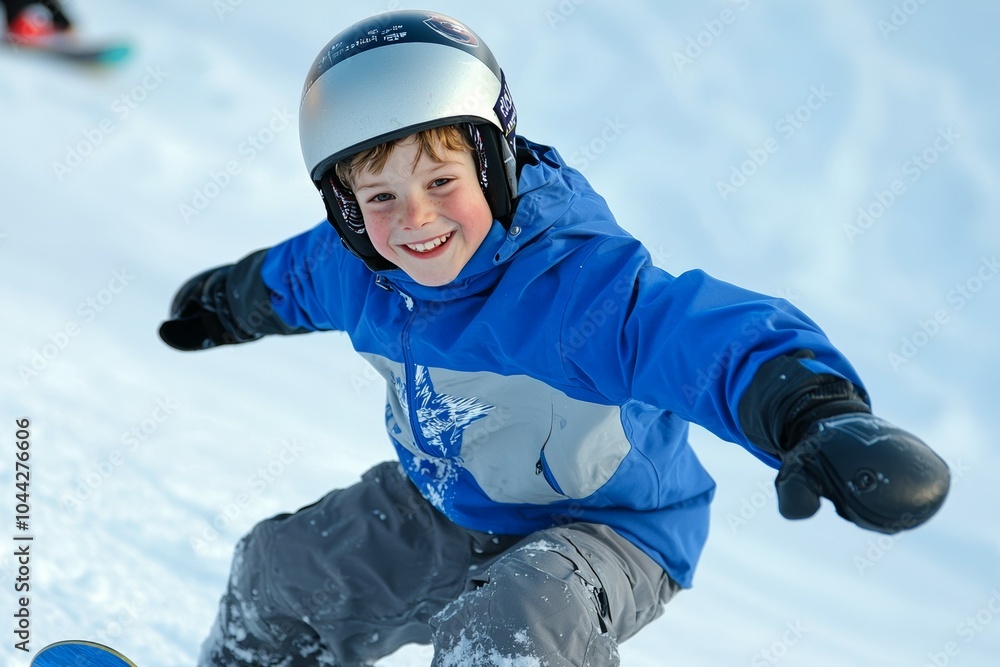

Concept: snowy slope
[[2, 1, 999, 665]]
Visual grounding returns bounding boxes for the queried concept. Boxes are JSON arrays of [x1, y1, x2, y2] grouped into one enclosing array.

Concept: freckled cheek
[[472, 211, 495, 244], [362, 215, 394, 254], [445, 198, 493, 237]]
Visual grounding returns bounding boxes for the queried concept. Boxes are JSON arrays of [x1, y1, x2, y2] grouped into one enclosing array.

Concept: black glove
[[158, 265, 261, 351], [775, 413, 949, 533], [740, 351, 950, 534]]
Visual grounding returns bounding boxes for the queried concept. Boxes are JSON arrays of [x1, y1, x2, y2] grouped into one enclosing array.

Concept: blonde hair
[[335, 125, 474, 190]]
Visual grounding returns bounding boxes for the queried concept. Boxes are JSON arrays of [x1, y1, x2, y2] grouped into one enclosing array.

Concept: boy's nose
[[403, 194, 436, 229]]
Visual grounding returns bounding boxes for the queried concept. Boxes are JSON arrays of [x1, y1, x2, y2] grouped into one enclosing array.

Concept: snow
[[2, 1, 999, 665], [434, 632, 541, 667]]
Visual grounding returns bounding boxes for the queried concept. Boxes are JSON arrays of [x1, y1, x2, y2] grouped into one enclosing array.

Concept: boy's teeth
[[407, 233, 450, 253]]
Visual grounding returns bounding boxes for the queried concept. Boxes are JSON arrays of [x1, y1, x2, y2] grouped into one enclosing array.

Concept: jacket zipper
[[395, 285, 433, 457]]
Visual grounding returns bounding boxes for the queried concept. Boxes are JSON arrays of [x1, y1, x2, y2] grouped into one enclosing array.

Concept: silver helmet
[[299, 10, 519, 270]]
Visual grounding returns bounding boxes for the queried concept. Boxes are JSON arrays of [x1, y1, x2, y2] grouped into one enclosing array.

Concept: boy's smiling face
[[352, 135, 494, 287]]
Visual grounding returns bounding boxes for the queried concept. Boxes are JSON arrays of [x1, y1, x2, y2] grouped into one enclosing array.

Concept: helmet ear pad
[[319, 172, 396, 272], [473, 122, 518, 226]]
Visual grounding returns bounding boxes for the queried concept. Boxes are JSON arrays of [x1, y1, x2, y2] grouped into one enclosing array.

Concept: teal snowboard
[[2, 35, 131, 65]]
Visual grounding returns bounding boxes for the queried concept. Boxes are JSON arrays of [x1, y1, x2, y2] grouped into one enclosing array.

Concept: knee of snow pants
[[428, 523, 679, 667], [199, 461, 479, 667]]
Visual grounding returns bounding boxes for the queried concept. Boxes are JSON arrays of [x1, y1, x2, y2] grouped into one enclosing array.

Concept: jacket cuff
[[226, 249, 311, 337], [737, 350, 870, 456]]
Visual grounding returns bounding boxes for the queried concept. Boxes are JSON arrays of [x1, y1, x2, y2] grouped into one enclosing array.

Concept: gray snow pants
[[198, 461, 680, 667]]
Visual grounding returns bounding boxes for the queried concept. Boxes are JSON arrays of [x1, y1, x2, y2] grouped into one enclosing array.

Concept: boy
[[160, 11, 950, 667]]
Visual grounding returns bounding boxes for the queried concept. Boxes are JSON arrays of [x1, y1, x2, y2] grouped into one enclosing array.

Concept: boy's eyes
[[364, 178, 454, 203]]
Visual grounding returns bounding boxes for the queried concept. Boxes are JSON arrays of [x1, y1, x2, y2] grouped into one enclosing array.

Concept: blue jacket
[[257, 138, 865, 588]]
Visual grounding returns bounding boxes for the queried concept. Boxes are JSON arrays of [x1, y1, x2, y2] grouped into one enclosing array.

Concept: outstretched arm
[[557, 236, 949, 532]]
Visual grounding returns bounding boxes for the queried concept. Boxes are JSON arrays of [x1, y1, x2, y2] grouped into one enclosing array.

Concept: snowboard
[[30, 640, 138, 667], [1, 35, 131, 65]]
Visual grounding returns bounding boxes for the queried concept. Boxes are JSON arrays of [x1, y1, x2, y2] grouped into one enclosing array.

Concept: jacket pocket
[[536, 447, 568, 496]]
